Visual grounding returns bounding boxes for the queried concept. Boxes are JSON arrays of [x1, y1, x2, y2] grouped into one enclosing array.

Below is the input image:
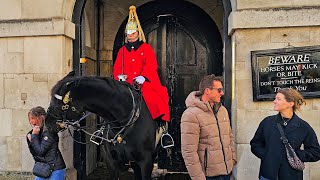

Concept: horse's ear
[[66, 71, 75, 77]]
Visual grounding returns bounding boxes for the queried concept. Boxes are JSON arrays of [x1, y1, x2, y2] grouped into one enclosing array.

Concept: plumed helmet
[[126, 21, 138, 35], [125, 5, 146, 42]]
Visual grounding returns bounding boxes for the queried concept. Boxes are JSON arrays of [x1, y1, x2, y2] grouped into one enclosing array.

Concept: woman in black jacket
[[250, 88, 320, 180], [26, 106, 66, 180]]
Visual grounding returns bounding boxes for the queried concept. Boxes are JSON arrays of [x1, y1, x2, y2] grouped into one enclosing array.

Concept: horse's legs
[[137, 153, 153, 180], [104, 145, 120, 180], [131, 162, 142, 180]]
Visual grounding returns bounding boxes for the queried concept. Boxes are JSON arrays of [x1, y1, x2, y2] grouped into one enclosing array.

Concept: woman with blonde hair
[[250, 88, 320, 180]]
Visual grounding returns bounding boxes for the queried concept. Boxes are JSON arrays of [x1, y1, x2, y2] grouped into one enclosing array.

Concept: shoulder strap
[[276, 123, 296, 158], [276, 123, 289, 144]]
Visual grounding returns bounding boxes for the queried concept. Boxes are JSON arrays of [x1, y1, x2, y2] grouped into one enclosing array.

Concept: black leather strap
[[276, 123, 295, 158], [276, 123, 288, 144]]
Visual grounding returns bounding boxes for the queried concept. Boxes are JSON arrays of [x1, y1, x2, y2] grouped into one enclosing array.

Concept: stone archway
[[71, 0, 232, 178], [113, 1, 225, 171]]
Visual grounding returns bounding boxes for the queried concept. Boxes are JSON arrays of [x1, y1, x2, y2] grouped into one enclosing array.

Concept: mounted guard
[[46, 71, 157, 180], [113, 5, 173, 147]]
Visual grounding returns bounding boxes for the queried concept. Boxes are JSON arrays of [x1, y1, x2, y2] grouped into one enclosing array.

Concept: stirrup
[[161, 131, 174, 148], [90, 129, 104, 145]]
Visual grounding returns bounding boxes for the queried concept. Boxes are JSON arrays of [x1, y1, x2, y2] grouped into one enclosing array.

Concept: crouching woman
[[26, 106, 66, 180]]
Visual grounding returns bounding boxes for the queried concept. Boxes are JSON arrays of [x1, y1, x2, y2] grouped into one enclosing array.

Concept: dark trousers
[[259, 176, 271, 180], [259, 176, 278, 180], [206, 173, 231, 180]]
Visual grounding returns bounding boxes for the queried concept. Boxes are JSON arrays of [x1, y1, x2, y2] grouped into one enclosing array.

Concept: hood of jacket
[[185, 91, 210, 111], [185, 91, 221, 114]]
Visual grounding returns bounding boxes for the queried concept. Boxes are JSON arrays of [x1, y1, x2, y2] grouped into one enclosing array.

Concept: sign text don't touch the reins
[[251, 46, 320, 101]]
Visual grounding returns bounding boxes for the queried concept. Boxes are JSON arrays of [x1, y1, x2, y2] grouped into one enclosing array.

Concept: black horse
[[45, 71, 158, 180]]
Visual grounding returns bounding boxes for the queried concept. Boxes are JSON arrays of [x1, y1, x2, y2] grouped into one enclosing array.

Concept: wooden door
[[145, 15, 208, 171]]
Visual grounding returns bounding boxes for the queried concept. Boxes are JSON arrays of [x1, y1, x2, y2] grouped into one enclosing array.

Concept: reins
[[52, 86, 142, 145]]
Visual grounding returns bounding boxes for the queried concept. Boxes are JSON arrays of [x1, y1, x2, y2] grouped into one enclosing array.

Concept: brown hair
[[28, 106, 46, 119], [277, 88, 306, 112], [198, 74, 223, 95]]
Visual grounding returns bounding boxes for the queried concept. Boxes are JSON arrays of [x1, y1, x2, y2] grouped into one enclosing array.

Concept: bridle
[[48, 86, 142, 145], [46, 90, 86, 131]]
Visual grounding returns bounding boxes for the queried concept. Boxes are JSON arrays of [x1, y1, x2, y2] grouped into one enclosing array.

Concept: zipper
[[214, 113, 229, 174], [204, 148, 208, 175]]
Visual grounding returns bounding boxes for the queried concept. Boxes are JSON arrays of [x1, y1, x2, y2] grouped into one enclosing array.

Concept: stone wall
[[231, 26, 320, 180], [0, 35, 76, 178], [236, 0, 320, 10], [0, 0, 76, 179], [229, 2, 320, 180]]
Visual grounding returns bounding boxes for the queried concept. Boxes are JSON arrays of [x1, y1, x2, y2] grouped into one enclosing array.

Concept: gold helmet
[[126, 21, 138, 35], [125, 5, 146, 42]]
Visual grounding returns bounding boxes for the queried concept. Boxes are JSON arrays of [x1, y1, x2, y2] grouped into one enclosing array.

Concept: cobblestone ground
[[86, 166, 191, 180], [0, 172, 33, 180], [0, 167, 191, 180]]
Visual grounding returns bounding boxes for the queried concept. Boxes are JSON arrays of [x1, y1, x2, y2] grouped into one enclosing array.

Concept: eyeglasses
[[209, 87, 224, 93]]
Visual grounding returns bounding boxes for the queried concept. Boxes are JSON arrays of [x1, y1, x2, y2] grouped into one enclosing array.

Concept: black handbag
[[32, 151, 58, 178], [32, 161, 53, 178], [276, 123, 305, 171]]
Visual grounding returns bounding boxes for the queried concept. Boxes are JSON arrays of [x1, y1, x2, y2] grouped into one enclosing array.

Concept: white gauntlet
[[134, 76, 145, 84]]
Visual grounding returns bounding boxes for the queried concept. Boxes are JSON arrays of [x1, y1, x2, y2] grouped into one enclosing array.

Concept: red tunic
[[113, 43, 170, 122]]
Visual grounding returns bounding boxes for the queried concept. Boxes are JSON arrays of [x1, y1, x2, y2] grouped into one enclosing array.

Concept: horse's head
[[45, 71, 86, 133]]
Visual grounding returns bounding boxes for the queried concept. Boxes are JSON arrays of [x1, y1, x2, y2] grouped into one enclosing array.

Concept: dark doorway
[[72, 0, 232, 178], [114, 1, 223, 172]]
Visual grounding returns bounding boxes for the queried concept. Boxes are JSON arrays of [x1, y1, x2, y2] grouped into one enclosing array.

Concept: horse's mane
[[51, 75, 131, 97], [51, 75, 75, 96]]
